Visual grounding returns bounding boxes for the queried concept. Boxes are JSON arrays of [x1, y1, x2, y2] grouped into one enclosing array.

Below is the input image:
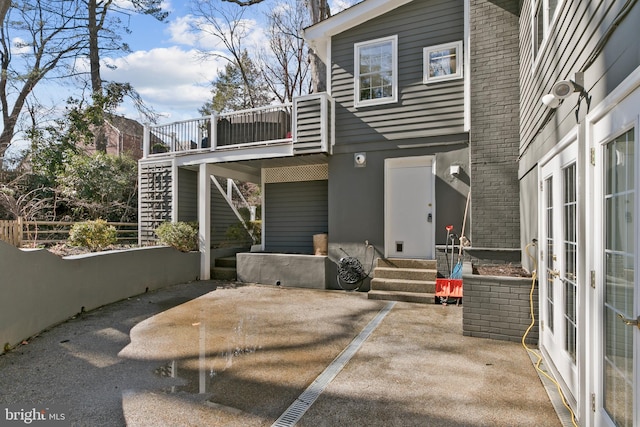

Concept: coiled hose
[[337, 245, 375, 291]]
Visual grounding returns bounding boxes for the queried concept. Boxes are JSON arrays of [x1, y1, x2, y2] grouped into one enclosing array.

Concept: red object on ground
[[435, 278, 463, 298]]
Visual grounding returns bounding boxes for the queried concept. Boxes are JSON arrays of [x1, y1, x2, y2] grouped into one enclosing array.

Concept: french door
[[540, 141, 579, 402], [592, 125, 638, 427]]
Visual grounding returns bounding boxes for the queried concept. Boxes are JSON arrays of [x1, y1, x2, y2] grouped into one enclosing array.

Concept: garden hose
[[521, 240, 578, 427], [337, 244, 375, 291]]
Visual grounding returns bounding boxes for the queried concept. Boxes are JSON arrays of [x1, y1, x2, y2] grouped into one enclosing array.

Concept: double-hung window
[[354, 35, 398, 107], [533, 0, 561, 59]]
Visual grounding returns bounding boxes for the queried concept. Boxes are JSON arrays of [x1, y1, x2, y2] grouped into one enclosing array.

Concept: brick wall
[[462, 272, 538, 344], [469, 0, 520, 249]]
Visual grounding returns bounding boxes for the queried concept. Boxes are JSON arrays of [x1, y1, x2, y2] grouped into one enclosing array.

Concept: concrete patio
[[0, 281, 565, 426]]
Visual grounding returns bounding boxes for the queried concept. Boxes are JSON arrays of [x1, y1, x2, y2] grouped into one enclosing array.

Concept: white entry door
[[384, 156, 435, 259], [539, 139, 579, 403]]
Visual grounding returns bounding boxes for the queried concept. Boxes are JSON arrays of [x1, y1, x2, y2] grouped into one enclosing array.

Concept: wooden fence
[[0, 219, 138, 247], [0, 218, 23, 247]]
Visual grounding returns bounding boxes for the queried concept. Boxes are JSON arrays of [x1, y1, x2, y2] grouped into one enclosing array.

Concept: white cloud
[[167, 15, 201, 47], [330, 0, 359, 14], [102, 46, 228, 121]]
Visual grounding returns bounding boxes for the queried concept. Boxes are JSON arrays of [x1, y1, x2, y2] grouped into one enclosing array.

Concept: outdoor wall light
[[354, 152, 366, 167], [541, 93, 561, 108], [540, 72, 591, 122]]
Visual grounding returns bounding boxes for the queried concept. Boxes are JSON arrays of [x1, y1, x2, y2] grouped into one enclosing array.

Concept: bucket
[[313, 233, 328, 256]]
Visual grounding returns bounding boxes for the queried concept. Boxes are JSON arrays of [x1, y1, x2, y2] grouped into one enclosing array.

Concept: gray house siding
[[519, 0, 640, 167], [330, 0, 466, 149], [176, 168, 249, 246], [211, 180, 248, 246], [469, 0, 521, 250], [177, 168, 197, 222], [518, 0, 640, 262], [264, 180, 328, 254], [328, 143, 469, 262]]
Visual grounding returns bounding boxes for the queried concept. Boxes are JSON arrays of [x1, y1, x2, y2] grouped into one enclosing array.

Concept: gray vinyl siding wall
[[177, 168, 197, 222], [264, 180, 328, 254], [294, 96, 329, 154], [518, 0, 640, 263], [211, 183, 246, 245], [519, 0, 640, 174], [176, 168, 248, 246], [330, 0, 465, 148]]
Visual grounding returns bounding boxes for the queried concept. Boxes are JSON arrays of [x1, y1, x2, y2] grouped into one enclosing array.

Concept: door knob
[[617, 314, 640, 330], [548, 269, 560, 278]]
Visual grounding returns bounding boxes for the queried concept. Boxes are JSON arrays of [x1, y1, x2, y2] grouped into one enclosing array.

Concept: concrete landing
[[0, 282, 562, 427]]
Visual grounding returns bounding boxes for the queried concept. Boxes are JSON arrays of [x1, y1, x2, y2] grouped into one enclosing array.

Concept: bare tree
[[306, 0, 330, 93], [216, 0, 331, 94], [0, 0, 9, 28], [0, 0, 89, 160], [190, 2, 268, 108], [259, 0, 311, 102]]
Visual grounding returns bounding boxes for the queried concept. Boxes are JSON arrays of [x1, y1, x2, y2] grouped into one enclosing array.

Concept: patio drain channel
[[272, 301, 396, 427]]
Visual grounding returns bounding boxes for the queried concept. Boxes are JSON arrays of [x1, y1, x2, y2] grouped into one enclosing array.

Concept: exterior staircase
[[211, 256, 238, 280], [368, 258, 437, 304]]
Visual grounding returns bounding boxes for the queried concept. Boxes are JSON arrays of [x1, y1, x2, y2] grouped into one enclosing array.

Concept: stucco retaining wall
[[236, 253, 329, 289], [0, 241, 199, 350]]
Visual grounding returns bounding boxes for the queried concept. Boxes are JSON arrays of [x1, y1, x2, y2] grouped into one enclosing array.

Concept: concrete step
[[215, 257, 237, 269], [370, 278, 436, 294], [368, 290, 436, 304], [377, 258, 437, 269], [373, 267, 437, 282], [211, 266, 237, 281]]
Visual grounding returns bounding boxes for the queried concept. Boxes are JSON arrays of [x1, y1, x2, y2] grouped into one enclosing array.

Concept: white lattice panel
[[264, 164, 328, 183]]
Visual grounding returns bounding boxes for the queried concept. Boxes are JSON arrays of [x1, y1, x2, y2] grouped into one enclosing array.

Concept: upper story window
[[354, 35, 398, 108], [533, 0, 560, 58], [423, 41, 463, 83]]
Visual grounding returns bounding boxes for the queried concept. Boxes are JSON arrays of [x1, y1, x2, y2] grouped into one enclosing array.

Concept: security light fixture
[[540, 72, 591, 122], [541, 93, 561, 108]]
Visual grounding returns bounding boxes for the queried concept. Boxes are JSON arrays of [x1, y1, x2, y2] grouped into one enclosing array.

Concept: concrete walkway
[[0, 282, 561, 426]]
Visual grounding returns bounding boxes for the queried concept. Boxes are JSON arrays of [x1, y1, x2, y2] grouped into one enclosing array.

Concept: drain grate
[[272, 301, 396, 427]]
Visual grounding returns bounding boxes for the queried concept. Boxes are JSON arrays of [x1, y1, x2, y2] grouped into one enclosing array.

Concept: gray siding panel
[[176, 170, 250, 246], [331, 0, 466, 148], [519, 0, 639, 172], [177, 168, 197, 222], [211, 178, 250, 246], [265, 181, 328, 254]]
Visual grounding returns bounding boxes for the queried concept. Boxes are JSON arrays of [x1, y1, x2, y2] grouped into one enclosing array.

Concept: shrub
[[67, 219, 117, 251], [155, 221, 198, 252]]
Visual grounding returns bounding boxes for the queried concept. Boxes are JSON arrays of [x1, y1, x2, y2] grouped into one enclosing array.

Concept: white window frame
[[354, 35, 398, 108], [423, 41, 463, 84], [531, 0, 563, 65]]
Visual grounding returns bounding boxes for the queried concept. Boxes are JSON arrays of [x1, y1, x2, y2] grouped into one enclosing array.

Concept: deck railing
[[143, 93, 331, 158], [144, 103, 293, 157]]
